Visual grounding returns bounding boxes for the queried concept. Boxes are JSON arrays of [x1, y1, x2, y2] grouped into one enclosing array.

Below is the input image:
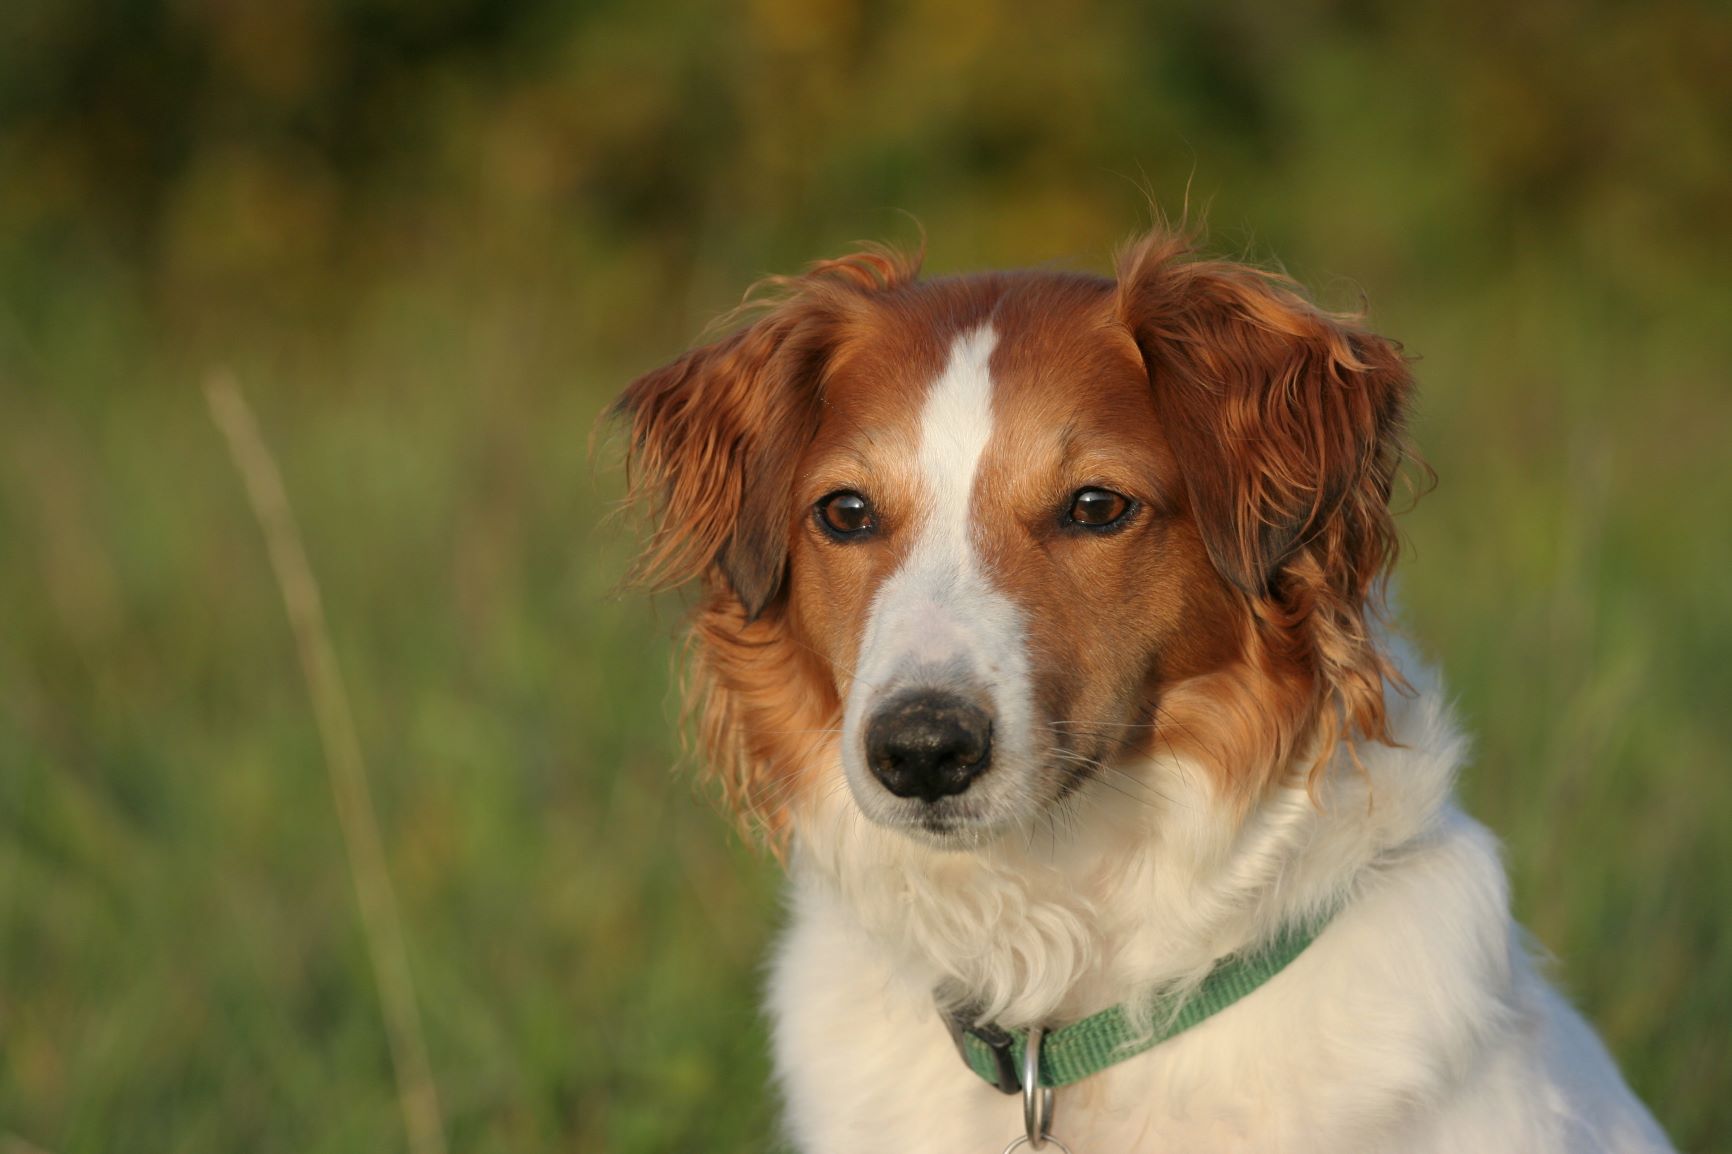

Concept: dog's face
[[786, 285, 1236, 843], [616, 233, 1412, 849]]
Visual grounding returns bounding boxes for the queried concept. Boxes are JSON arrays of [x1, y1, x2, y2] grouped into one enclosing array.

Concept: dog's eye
[[816, 491, 876, 538], [1067, 487, 1133, 529]]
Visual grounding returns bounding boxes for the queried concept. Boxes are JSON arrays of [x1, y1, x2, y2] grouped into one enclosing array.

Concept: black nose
[[864, 691, 994, 802]]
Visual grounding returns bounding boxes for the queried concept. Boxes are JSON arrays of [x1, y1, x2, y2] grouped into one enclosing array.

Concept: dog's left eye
[[1067, 487, 1134, 529], [816, 490, 877, 538]]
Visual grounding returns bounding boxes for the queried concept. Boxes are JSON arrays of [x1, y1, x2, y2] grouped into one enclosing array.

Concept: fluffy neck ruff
[[788, 644, 1465, 1029]]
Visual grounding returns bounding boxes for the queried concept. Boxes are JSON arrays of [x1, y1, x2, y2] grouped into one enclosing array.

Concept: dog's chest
[[767, 884, 1406, 1154]]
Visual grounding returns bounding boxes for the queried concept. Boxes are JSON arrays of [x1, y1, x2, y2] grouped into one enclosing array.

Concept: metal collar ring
[[1001, 1138, 1073, 1154], [1022, 1025, 1055, 1148]]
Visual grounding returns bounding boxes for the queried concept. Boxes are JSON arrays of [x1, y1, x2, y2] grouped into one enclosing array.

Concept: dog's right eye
[[1066, 487, 1135, 530], [816, 491, 876, 539]]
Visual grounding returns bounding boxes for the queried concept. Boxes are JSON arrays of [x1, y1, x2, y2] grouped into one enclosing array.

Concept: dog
[[612, 227, 1673, 1153]]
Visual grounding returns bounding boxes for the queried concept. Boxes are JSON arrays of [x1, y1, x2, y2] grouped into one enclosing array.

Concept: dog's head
[[614, 229, 1415, 849]]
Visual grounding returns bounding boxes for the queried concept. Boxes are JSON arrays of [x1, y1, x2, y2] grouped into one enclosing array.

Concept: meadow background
[[2, 1, 1729, 1150]]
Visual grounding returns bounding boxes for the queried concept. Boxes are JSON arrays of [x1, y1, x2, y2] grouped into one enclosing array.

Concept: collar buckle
[[940, 1006, 1022, 1095]]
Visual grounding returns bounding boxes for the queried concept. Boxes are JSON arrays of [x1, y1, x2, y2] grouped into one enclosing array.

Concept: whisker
[[1043, 744, 1174, 811]]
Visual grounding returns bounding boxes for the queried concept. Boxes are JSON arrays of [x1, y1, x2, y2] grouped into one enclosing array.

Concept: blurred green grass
[[2, 1, 1730, 1151]]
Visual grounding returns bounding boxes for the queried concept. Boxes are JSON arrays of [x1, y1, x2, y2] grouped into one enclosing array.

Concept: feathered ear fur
[[1117, 230, 1414, 601], [613, 301, 829, 620], [615, 249, 919, 620], [611, 247, 919, 839], [1117, 228, 1421, 759]]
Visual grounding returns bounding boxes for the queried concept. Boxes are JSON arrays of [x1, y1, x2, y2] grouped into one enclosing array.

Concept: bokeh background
[[3, 1, 1729, 1151]]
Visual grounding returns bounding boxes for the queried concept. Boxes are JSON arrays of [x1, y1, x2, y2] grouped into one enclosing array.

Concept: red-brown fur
[[1116, 231, 1419, 795], [613, 226, 1418, 842]]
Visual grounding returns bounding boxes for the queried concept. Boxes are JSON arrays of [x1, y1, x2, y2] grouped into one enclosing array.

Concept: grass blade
[[204, 372, 447, 1154]]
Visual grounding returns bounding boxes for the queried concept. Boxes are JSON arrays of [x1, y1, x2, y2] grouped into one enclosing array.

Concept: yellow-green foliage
[[1, 1, 1728, 1150]]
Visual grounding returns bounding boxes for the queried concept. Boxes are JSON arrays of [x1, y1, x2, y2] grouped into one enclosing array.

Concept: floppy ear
[[612, 249, 916, 621], [1117, 232, 1414, 602], [612, 302, 833, 620]]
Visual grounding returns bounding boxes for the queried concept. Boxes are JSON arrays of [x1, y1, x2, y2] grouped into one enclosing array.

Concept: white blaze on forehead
[[916, 324, 999, 559], [881, 322, 1000, 664], [841, 323, 1037, 814]]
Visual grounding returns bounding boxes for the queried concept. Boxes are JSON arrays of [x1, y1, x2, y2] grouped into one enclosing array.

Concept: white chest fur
[[767, 664, 1673, 1154]]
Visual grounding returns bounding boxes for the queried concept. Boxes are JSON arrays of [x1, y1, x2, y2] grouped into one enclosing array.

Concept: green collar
[[942, 918, 1331, 1094]]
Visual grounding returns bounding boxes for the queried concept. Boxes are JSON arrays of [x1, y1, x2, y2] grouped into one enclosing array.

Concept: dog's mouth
[[838, 777, 1025, 848], [843, 733, 1122, 851], [885, 793, 1007, 842]]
